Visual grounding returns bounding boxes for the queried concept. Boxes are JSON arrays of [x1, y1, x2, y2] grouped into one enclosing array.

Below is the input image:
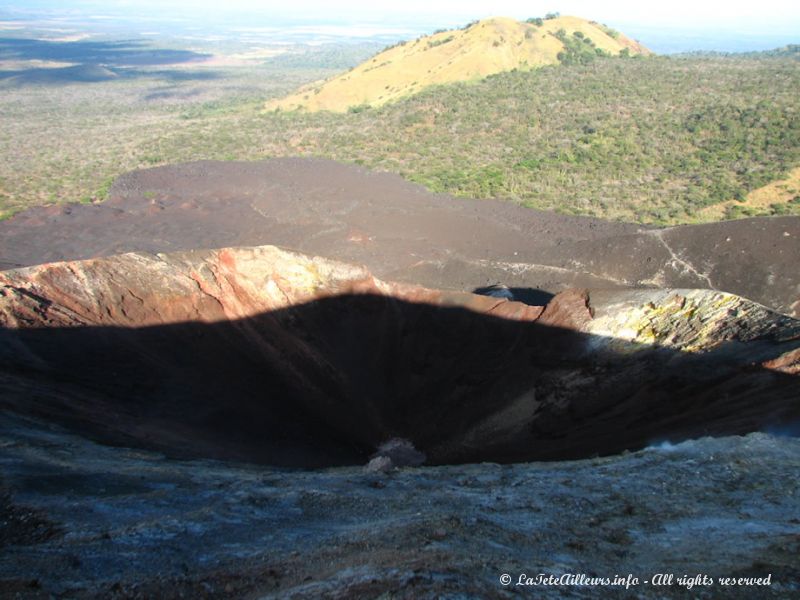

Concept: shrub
[[428, 35, 455, 48], [348, 103, 371, 113]]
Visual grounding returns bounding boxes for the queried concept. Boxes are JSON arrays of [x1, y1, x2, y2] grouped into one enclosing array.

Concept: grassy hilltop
[[266, 15, 650, 112]]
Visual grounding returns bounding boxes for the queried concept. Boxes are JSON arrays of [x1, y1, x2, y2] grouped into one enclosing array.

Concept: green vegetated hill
[[259, 54, 798, 223], [266, 15, 650, 112], [0, 49, 797, 225]]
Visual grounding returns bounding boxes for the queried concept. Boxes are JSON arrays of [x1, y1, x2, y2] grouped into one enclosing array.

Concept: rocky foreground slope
[[0, 159, 798, 318], [1, 413, 798, 599]]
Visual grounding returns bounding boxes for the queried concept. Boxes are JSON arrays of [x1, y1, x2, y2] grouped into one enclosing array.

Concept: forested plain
[[1, 47, 798, 224]]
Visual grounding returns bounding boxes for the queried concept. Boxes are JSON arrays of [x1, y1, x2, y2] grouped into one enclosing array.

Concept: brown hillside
[[266, 16, 650, 113]]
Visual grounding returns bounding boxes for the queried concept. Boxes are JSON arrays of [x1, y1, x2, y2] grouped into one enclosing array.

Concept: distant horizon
[[1, 1, 798, 53]]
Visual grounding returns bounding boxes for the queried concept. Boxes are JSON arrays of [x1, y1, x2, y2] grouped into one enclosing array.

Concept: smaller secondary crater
[[473, 284, 555, 306]]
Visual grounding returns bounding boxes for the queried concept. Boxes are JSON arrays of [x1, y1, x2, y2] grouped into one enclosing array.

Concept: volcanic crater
[[1, 243, 798, 469], [2, 160, 800, 598], [1, 160, 799, 468]]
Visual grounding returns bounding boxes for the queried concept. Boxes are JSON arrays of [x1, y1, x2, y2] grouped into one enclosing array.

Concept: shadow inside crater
[[1, 293, 798, 469]]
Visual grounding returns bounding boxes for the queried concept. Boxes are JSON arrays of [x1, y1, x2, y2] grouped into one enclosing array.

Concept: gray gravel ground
[[1, 413, 798, 599]]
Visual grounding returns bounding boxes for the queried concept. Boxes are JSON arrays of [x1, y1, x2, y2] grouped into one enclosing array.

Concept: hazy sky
[[1, 0, 797, 51], [4, 0, 800, 30], [110, 0, 800, 33]]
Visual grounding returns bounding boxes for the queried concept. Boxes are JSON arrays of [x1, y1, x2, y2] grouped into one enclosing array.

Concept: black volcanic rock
[[0, 159, 796, 317]]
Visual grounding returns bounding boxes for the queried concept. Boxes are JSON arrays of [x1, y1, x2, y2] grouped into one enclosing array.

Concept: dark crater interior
[[2, 292, 798, 469]]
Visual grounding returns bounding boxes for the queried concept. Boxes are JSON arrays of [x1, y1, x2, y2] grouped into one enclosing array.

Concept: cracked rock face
[[1, 244, 798, 467]]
